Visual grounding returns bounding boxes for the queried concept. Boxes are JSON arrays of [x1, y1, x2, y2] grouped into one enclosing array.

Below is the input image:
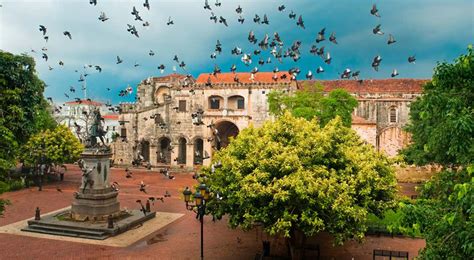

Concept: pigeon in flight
[[143, 21, 150, 27], [230, 64, 237, 73], [210, 12, 217, 23], [89, 0, 97, 6], [59, 61, 64, 66], [296, 15, 305, 29], [316, 28, 326, 43], [219, 16, 228, 27], [215, 40, 222, 53], [63, 31, 72, 40], [42, 53, 48, 61], [262, 14, 269, 25], [215, 0, 221, 7], [143, 0, 150, 10], [372, 24, 384, 35], [408, 55, 416, 64], [167, 16, 174, 25], [253, 14, 261, 24], [352, 71, 360, 80], [235, 5, 242, 14], [44, 36, 49, 42], [289, 11, 296, 19], [387, 34, 396, 44], [278, 5, 285, 12], [372, 55, 382, 71], [316, 66, 324, 74], [149, 50, 155, 56], [116, 56, 123, 64], [306, 70, 313, 80], [248, 30, 257, 44], [324, 52, 331, 64], [39, 25, 47, 35], [329, 32, 338, 44], [341, 68, 351, 79], [95, 65, 102, 72], [237, 16, 245, 24], [64, 93, 70, 98], [204, 0, 212, 10], [391, 69, 399, 77], [98, 12, 109, 22], [371, 4, 381, 18], [157, 64, 165, 73]]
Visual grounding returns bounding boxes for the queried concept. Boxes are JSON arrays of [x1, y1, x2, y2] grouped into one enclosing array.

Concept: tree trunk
[[288, 228, 307, 260]]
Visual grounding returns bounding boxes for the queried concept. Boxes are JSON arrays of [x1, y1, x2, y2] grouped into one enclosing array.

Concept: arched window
[[228, 95, 245, 110], [208, 95, 223, 110], [389, 107, 397, 123]]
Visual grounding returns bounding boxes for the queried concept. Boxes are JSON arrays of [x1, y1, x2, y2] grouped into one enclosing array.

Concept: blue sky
[[0, 0, 472, 105]]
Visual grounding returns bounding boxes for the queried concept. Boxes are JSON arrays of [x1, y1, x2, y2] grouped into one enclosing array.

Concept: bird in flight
[[167, 16, 174, 25], [63, 31, 72, 40], [143, 0, 150, 10], [371, 4, 381, 18], [296, 15, 305, 29], [116, 56, 123, 64], [98, 12, 109, 22], [204, 0, 211, 10], [39, 25, 47, 35], [387, 34, 396, 44]]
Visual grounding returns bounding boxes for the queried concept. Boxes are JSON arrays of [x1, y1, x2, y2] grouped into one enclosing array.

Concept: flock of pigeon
[[31, 1, 417, 113]]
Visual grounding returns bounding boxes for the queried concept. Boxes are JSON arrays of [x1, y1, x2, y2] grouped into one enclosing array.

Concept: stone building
[[56, 99, 119, 144], [112, 72, 426, 169]]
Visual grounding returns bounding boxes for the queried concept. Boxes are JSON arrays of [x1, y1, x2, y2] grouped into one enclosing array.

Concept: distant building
[[112, 72, 426, 169], [55, 99, 119, 144]]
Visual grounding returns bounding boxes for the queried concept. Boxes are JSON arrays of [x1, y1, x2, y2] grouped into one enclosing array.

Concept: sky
[[0, 0, 472, 105]]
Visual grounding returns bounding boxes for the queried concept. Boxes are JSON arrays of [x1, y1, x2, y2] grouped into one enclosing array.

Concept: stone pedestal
[[71, 149, 120, 221]]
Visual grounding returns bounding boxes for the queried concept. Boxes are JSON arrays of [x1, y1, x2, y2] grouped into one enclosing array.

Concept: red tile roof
[[301, 79, 428, 93], [65, 100, 103, 106], [195, 72, 292, 84], [102, 114, 119, 120]]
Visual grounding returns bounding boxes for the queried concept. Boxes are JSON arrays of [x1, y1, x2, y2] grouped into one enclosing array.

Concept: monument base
[[22, 208, 155, 240], [71, 187, 120, 221]]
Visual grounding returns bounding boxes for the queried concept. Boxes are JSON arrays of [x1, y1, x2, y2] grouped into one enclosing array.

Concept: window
[[237, 97, 245, 109], [389, 108, 397, 123], [210, 98, 220, 109], [120, 128, 127, 138], [179, 100, 186, 112]]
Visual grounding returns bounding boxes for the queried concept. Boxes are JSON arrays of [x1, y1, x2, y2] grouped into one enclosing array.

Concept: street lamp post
[[183, 183, 210, 260]]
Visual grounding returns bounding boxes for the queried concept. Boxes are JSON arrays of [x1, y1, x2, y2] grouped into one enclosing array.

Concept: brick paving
[[0, 165, 425, 259]]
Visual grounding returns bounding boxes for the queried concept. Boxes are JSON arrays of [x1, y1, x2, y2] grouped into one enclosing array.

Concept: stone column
[[203, 139, 213, 166], [170, 143, 178, 167], [149, 144, 158, 166], [186, 143, 194, 169]]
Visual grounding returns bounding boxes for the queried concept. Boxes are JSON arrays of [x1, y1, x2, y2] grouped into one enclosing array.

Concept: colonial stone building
[[112, 72, 426, 169]]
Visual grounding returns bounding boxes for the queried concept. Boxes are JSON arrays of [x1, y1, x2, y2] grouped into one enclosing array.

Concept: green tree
[[0, 51, 55, 177], [202, 113, 397, 257], [268, 83, 358, 127], [402, 47, 474, 167], [20, 125, 84, 167], [400, 47, 474, 259]]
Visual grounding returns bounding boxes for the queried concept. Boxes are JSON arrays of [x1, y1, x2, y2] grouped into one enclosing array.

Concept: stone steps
[[23, 223, 109, 240]]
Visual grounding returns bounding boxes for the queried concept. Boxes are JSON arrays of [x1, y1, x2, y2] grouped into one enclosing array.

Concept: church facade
[[112, 72, 426, 169]]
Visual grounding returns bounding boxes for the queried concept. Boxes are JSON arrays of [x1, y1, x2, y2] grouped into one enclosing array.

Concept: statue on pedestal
[[87, 108, 107, 148]]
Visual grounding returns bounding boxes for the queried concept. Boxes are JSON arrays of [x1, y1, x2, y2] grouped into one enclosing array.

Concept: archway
[[214, 121, 239, 150], [193, 138, 204, 165], [140, 140, 150, 162], [178, 137, 187, 164], [158, 137, 172, 164], [377, 126, 410, 157]]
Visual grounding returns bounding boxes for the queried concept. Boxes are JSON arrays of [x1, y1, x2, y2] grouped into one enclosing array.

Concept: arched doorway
[[214, 121, 239, 150], [140, 140, 150, 162], [193, 138, 204, 165], [158, 137, 172, 164], [178, 137, 187, 164]]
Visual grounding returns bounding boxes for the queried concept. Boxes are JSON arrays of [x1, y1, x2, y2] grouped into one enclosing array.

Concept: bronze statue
[[87, 108, 107, 148]]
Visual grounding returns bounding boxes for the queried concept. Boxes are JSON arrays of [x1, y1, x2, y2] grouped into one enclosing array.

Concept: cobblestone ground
[[0, 165, 425, 260]]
